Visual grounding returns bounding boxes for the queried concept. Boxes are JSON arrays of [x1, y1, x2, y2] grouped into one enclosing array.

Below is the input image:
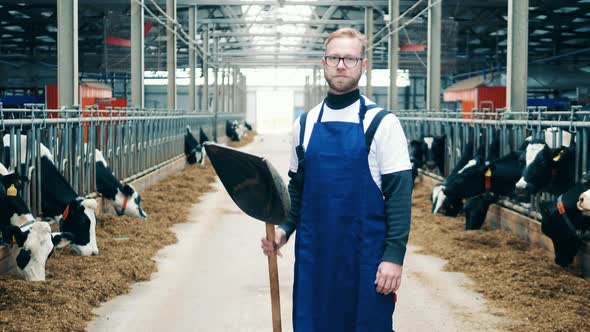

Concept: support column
[[166, 0, 176, 110], [312, 68, 318, 104], [303, 76, 311, 112], [234, 71, 239, 114], [426, 0, 441, 111], [240, 73, 248, 115], [231, 67, 238, 113], [228, 67, 232, 113], [228, 68, 232, 113], [57, 0, 78, 107], [202, 29, 209, 112], [319, 68, 325, 101], [131, 0, 144, 108], [388, 0, 399, 110], [213, 38, 219, 140], [189, 5, 196, 112], [220, 68, 226, 113], [365, 6, 374, 99], [507, 0, 529, 113]]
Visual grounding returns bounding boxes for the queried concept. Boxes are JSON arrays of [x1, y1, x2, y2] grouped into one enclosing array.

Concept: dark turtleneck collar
[[325, 89, 360, 110]]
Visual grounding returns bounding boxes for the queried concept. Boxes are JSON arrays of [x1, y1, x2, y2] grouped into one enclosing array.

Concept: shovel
[[203, 142, 288, 332]]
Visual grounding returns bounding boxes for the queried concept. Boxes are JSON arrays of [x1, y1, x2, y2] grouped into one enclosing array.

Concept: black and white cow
[[3, 134, 99, 256], [444, 151, 524, 230], [2, 134, 54, 174], [515, 141, 576, 197], [95, 149, 147, 219], [463, 193, 497, 230], [430, 136, 503, 217], [409, 140, 427, 182], [423, 135, 446, 175], [226, 120, 240, 142], [199, 127, 210, 144], [244, 121, 253, 131], [540, 181, 590, 266], [408, 135, 447, 179], [0, 166, 32, 228], [40, 156, 99, 256], [431, 183, 463, 217], [184, 126, 206, 165], [0, 164, 72, 281], [430, 142, 480, 216]]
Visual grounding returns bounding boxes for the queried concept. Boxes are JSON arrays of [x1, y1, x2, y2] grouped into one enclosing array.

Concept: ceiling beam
[[306, 5, 338, 51], [220, 50, 325, 56], [163, 1, 390, 7], [211, 32, 330, 38], [198, 18, 366, 25], [219, 41, 325, 48], [1, 0, 392, 6]]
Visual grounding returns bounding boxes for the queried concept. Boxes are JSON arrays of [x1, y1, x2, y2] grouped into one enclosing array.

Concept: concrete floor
[[88, 134, 504, 332]]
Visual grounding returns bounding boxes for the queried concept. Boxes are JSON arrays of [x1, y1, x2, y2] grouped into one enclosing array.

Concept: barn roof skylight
[[239, 1, 319, 51]]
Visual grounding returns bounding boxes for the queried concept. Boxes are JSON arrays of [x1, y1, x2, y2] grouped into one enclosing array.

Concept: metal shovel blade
[[203, 142, 290, 225]]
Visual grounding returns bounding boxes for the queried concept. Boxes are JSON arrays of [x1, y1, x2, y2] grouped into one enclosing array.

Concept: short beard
[[325, 70, 362, 94]]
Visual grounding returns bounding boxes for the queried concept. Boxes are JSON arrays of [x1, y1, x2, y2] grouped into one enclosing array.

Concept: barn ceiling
[[0, 0, 589, 78]]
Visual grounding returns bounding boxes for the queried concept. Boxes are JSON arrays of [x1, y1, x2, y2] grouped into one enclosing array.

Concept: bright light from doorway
[[144, 68, 411, 88]]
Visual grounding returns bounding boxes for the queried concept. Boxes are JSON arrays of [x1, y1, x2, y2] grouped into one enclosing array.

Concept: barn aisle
[[88, 134, 502, 332]]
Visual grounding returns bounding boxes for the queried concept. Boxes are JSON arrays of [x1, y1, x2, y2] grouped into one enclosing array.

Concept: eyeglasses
[[323, 55, 364, 68]]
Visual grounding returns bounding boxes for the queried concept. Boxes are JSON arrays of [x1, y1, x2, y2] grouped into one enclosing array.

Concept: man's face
[[323, 37, 367, 94]]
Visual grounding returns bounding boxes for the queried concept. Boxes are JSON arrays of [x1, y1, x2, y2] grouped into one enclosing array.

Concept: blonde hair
[[324, 28, 368, 56]]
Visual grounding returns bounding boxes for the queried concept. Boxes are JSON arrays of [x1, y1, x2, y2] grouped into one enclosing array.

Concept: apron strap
[[299, 112, 309, 146], [365, 109, 391, 154], [295, 112, 309, 187], [317, 96, 389, 154]]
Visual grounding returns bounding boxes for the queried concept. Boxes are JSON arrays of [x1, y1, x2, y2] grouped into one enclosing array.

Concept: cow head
[[409, 140, 427, 178], [515, 142, 574, 197], [409, 140, 426, 181], [540, 199, 582, 267], [185, 127, 205, 165], [431, 184, 446, 214], [113, 184, 148, 219], [95, 149, 148, 219], [226, 120, 241, 142], [444, 157, 486, 198], [0, 168, 60, 281], [57, 198, 99, 256], [0, 170, 27, 191], [577, 175, 590, 214], [1, 222, 73, 281], [0, 171, 32, 226], [431, 183, 463, 216], [515, 140, 552, 194]]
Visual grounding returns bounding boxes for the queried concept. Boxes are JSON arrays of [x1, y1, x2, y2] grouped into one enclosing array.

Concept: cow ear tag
[[11, 235, 16, 246], [484, 168, 492, 190], [553, 150, 564, 162], [7, 184, 17, 197]]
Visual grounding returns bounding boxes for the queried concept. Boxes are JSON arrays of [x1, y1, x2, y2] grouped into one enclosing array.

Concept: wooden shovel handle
[[266, 223, 282, 332]]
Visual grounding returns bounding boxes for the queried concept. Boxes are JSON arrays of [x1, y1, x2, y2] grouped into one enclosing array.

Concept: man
[[261, 28, 413, 332]]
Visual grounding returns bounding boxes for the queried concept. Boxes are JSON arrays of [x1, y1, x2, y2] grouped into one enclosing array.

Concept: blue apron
[[293, 97, 395, 332]]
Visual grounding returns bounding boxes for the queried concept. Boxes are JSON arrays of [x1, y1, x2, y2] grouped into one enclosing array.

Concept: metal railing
[[395, 106, 590, 217], [0, 104, 243, 217]]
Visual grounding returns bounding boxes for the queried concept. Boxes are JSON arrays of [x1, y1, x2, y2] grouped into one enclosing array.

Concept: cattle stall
[[0, 104, 243, 272], [398, 106, 590, 277]]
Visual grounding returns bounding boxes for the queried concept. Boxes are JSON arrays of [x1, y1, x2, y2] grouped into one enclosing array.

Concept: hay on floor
[[0, 163, 218, 332], [410, 182, 590, 332]]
